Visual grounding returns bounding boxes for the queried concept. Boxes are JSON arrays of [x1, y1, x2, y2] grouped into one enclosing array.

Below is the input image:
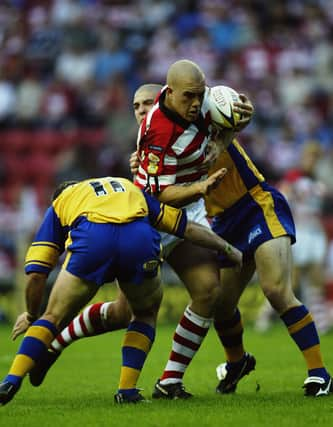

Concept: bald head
[[165, 60, 206, 122], [133, 83, 163, 125], [167, 60, 205, 88], [134, 84, 163, 98]]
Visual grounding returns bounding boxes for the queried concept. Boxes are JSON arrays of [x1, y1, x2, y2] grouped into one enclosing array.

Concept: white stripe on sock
[[172, 341, 196, 358], [176, 324, 204, 344], [82, 305, 94, 333], [164, 360, 187, 373], [73, 315, 84, 337], [185, 305, 213, 328]]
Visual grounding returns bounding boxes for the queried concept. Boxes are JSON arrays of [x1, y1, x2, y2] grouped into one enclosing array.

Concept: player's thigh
[[43, 269, 99, 329], [292, 265, 302, 292], [255, 236, 293, 293], [167, 240, 220, 298]]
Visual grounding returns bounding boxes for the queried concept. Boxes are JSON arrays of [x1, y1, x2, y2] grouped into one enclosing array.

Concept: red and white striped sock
[[160, 306, 212, 385], [50, 302, 112, 353]]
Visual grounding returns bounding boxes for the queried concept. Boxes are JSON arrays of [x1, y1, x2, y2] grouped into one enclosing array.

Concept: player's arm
[[184, 221, 242, 267], [210, 127, 236, 154], [156, 167, 227, 208], [12, 206, 66, 340], [11, 271, 49, 340], [143, 192, 242, 267], [135, 147, 227, 207]]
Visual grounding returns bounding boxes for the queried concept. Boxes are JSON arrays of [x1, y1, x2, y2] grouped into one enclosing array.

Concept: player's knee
[[192, 280, 221, 308], [262, 281, 293, 311], [131, 285, 163, 319], [105, 299, 132, 329], [132, 297, 161, 320]]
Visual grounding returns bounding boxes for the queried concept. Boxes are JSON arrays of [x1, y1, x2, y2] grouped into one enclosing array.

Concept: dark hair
[[52, 180, 78, 201]]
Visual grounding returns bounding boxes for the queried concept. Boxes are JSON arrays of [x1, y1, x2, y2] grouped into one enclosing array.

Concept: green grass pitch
[[0, 323, 332, 426]]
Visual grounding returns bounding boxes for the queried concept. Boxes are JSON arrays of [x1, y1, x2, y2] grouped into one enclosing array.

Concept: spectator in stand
[[39, 78, 77, 128], [94, 31, 132, 85], [15, 72, 43, 128], [0, 72, 16, 129]]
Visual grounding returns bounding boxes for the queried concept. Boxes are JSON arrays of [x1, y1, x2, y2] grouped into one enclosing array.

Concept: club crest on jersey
[[143, 259, 160, 272], [248, 225, 262, 244], [147, 152, 160, 175]]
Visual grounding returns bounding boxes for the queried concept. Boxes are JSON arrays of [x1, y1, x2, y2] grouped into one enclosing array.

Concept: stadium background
[[0, 0, 333, 324]]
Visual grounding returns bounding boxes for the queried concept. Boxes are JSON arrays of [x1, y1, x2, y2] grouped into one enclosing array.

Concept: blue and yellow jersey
[[205, 139, 265, 216], [25, 177, 187, 275], [207, 140, 295, 266]]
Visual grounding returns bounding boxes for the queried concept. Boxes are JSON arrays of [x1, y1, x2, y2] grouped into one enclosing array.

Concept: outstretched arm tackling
[[157, 168, 227, 207], [184, 221, 242, 268]]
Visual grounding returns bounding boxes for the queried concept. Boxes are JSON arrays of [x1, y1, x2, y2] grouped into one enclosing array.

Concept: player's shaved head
[[134, 84, 162, 98], [165, 59, 206, 122], [167, 60, 205, 88], [133, 83, 163, 125]]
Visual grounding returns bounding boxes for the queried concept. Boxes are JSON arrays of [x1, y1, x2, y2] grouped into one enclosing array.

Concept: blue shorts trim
[[212, 182, 296, 267], [64, 217, 161, 286]]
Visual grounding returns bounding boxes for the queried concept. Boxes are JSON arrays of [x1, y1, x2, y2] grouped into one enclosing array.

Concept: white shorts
[[292, 225, 327, 266], [160, 198, 210, 258]]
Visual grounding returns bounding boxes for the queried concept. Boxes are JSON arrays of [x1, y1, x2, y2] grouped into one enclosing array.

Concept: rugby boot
[[114, 390, 147, 404], [303, 376, 333, 397], [0, 381, 20, 406], [152, 379, 193, 399], [216, 352, 256, 394]]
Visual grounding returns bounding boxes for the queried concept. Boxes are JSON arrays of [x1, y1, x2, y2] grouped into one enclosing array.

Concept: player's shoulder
[[141, 107, 181, 150]]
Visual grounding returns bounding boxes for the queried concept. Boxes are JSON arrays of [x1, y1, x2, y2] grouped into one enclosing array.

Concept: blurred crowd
[[1, 0, 333, 313]]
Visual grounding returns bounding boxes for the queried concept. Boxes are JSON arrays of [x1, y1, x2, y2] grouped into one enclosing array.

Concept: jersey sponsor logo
[[148, 144, 163, 152], [248, 225, 262, 244]]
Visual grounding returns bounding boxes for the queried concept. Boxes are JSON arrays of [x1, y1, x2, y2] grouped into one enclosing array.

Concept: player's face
[[167, 79, 205, 122], [133, 90, 156, 125]]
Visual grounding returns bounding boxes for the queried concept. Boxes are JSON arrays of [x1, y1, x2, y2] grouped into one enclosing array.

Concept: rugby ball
[[208, 85, 241, 129]]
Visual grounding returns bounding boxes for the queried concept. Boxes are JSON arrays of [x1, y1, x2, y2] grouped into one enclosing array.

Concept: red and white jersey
[[134, 86, 211, 194]]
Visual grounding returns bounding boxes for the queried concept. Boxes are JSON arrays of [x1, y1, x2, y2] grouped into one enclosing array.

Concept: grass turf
[[0, 323, 332, 426]]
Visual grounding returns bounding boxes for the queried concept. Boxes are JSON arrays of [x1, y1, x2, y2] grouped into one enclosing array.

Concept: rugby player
[[133, 60, 332, 398], [0, 176, 242, 406]]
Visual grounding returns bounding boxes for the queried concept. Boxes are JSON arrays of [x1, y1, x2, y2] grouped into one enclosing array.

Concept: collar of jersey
[[159, 89, 208, 135]]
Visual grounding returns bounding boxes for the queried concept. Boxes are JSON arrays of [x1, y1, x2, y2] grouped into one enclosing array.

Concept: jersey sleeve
[[25, 206, 67, 275], [143, 192, 187, 237]]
